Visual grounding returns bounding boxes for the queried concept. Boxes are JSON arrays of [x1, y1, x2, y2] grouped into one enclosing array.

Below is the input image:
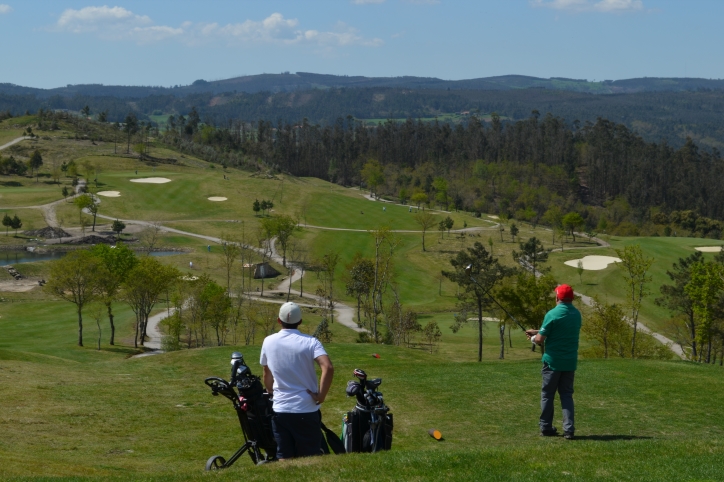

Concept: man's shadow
[[574, 435, 652, 441]]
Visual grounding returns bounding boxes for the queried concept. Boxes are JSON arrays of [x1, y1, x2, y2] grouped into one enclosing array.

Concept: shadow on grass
[[575, 435, 653, 441], [104, 346, 142, 356]]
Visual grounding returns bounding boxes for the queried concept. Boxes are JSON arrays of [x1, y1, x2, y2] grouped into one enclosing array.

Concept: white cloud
[[51, 8, 382, 48], [531, 0, 643, 12], [57, 6, 152, 33], [195, 14, 383, 47], [352, 0, 386, 4], [0, 4, 13, 14]]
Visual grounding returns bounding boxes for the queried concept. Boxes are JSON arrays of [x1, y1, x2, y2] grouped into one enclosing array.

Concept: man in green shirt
[[526, 284, 581, 440]]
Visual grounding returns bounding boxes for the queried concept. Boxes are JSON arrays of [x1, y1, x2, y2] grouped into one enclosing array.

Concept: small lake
[[0, 250, 182, 266]]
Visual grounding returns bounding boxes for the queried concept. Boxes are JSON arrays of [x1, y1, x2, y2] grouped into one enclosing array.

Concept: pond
[[0, 250, 182, 266]]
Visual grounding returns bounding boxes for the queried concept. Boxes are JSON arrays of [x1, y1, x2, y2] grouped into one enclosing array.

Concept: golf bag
[[342, 368, 393, 453], [203, 352, 277, 470]]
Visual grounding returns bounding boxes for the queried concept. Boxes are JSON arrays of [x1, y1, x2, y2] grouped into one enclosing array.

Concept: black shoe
[[540, 427, 558, 437], [564, 432, 574, 440]]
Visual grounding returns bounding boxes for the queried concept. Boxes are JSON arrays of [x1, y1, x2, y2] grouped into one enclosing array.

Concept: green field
[[1, 305, 722, 480], [1, 114, 724, 480]]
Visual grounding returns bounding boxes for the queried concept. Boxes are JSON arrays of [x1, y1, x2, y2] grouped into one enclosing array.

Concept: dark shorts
[[271, 410, 322, 459]]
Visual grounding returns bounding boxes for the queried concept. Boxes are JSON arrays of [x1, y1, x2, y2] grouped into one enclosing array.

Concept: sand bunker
[[695, 246, 723, 252], [97, 191, 121, 197], [208, 197, 227, 202], [564, 255, 621, 271], [130, 177, 171, 184], [489, 215, 499, 219]]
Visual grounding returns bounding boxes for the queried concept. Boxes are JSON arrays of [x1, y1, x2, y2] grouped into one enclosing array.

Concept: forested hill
[[4, 86, 724, 149], [157, 110, 724, 236], [3, 73, 724, 98]]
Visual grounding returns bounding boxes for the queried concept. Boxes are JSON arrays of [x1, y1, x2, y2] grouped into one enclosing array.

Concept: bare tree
[[139, 222, 163, 256]]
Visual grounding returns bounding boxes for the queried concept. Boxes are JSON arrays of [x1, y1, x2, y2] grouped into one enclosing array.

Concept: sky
[[1, 0, 723, 89]]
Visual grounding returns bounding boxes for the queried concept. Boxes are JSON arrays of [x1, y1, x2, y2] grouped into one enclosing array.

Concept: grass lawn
[[0, 310, 722, 480], [549, 236, 724, 338]]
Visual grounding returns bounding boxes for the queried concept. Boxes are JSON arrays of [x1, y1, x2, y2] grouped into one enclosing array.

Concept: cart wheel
[[205, 455, 227, 471]]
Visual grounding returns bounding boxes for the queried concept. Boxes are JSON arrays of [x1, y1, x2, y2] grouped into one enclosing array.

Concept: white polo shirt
[[260, 329, 327, 414]]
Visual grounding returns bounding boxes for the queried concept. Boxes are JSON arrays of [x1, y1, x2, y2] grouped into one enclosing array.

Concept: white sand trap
[[489, 215, 499, 219], [208, 197, 227, 202], [130, 177, 171, 184], [564, 255, 622, 271], [695, 246, 723, 252], [97, 191, 121, 197]]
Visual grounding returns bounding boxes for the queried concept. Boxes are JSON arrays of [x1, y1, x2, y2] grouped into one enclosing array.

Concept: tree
[[112, 219, 126, 241], [253, 199, 261, 215], [369, 226, 399, 342], [510, 223, 519, 242], [562, 212, 585, 242], [74, 194, 94, 231], [577, 260, 584, 284], [10, 214, 21, 236], [656, 252, 703, 359], [319, 251, 340, 324], [81, 105, 90, 118], [123, 257, 179, 348], [45, 250, 102, 346], [542, 206, 563, 244], [361, 159, 384, 198], [2, 213, 11, 236], [421, 321, 442, 354], [198, 280, 231, 346], [497, 273, 557, 356], [685, 261, 724, 363], [98, 110, 108, 123], [438, 220, 446, 239], [443, 242, 508, 361], [139, 222, 163, 255], [345, 254, 375, 325], [615, 244, 654, 358], [123, 113, 138, 154], [411, 191, 428, 210], [91, 243, 137, 346], [262, 214, 297, 267], [582, 298, 629, 359], [62, 186, 70, 202], [413, 211, 437, 251], [29, 150, 43, 181], [444, 216, 454, 236], [513, 237, 549, 274], [219, 235, 240, 296]]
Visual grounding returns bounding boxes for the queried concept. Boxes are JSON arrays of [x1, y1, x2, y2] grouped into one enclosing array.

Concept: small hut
[[253, 262, 281, 280]]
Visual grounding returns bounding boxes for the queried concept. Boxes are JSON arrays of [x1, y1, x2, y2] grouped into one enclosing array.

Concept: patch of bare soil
[[24, 226, 71, 239]]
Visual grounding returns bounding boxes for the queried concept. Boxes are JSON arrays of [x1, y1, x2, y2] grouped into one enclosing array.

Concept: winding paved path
[[0, 136, 31, 151]]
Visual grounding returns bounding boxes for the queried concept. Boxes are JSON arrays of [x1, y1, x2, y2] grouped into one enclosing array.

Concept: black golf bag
[[342, 368, 393, 453], [203, 352, 277, 470]]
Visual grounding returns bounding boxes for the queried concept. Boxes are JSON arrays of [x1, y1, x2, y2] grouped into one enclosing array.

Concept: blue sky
[[1, 0, 723, 89]]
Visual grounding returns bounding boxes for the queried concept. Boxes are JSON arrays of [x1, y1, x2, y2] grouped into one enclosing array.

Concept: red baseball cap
[[555, 284, 574, 302]]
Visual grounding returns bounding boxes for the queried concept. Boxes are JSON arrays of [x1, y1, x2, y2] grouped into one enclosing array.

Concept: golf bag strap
[[321, 421, 346, 455]]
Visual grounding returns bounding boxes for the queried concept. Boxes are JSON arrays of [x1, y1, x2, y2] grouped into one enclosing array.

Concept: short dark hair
[[281, 320, 301, 329]]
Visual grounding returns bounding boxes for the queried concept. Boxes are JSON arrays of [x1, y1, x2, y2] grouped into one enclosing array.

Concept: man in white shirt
[[260, 302, 334, 459]]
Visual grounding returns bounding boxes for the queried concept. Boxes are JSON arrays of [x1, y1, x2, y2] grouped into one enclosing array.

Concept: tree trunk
[[77, 308, 84, 347], [477, 298, 483, 362], [689, 312, 697, 359], [499, 323, 505, 359], [92, 211, 97, 232], [134, 313, 139, 348], [107, 302, 115, 345], [508, 323, 512, 348], [422, 231, 426, 251]]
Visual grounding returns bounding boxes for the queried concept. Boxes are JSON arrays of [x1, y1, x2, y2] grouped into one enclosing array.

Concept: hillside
[[3, 73, 724, 98]]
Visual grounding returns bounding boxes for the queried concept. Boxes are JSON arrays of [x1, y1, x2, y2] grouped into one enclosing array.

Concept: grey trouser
[[540, 362, 575, 434]]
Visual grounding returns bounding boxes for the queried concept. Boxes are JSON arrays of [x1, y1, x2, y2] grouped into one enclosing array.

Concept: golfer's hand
[[307, 389, 323, 405], [525, 330, 537, 340]]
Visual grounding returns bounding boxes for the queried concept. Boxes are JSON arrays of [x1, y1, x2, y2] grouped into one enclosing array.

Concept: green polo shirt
[[539, 302, 582, 372]]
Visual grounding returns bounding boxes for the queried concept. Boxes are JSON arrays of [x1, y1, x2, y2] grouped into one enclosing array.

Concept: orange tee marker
[[428, 429, 442, 440]]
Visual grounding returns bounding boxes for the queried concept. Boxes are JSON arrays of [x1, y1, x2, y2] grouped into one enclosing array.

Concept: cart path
[[131, 308, 176, 357], [574, 292, 685, 359], [0, 136, 31, 151]]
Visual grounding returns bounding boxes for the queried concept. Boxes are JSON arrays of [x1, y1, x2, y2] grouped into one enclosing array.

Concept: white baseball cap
[[279, 302, 302, 325]]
